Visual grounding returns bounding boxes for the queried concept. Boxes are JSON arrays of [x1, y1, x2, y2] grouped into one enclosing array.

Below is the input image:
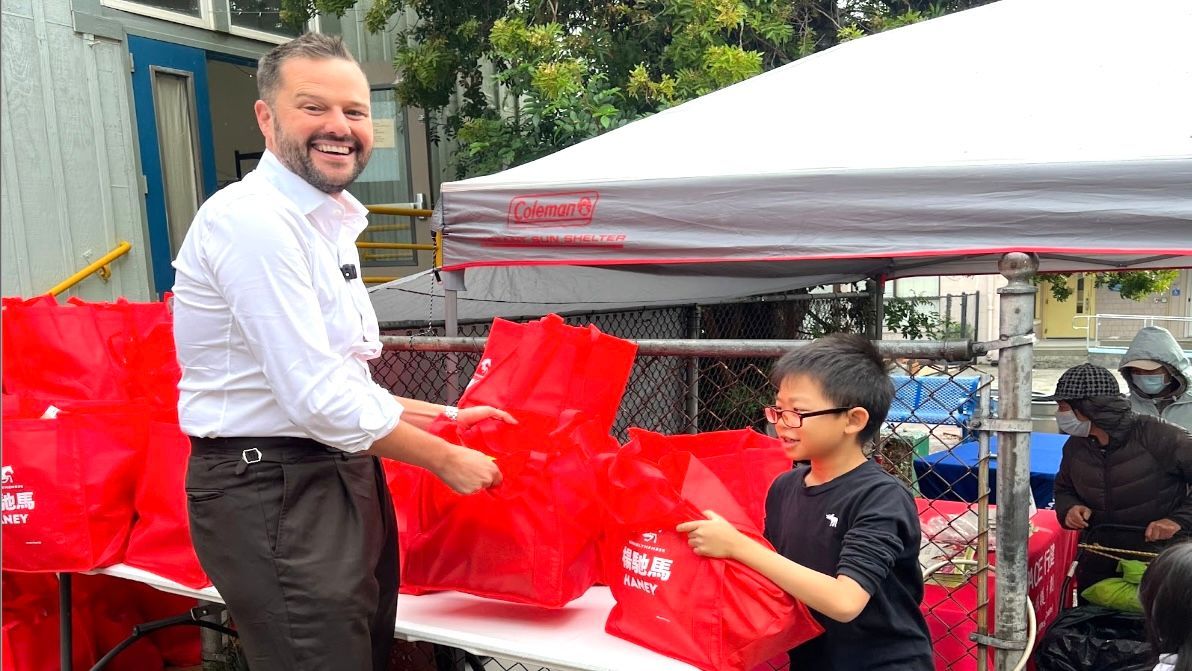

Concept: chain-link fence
[[883, 293, 982, 342], [373, 317, 1010, 671]]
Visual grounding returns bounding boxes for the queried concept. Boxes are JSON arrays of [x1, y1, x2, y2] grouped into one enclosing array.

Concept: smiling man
[[171, 33, 508, 671]]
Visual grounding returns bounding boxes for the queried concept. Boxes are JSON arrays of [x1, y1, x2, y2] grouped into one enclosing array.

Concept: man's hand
[[436, 445, 503, 495], [1145, 518, 1181, 542], [456, 406, 517, 429], [676, 511, 746, 559], [1065, 505, 1092, 530]]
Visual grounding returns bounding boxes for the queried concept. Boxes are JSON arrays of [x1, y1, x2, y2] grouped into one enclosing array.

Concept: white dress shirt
[[172, 150, 401, 452]]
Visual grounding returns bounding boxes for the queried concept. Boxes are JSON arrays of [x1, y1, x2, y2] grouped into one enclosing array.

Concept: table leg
[[59, 573, 73, 671]]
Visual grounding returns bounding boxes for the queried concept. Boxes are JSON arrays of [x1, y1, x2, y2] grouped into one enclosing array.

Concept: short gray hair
[[256, 32, 356, 103]]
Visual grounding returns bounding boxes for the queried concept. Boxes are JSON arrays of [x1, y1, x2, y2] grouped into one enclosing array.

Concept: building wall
[[1, 0, 153, 300], [322, 5, 444, 280], [883, 274, 1004, 344], [1090, 270, 1192, 341], [0, 0, 441, 299]]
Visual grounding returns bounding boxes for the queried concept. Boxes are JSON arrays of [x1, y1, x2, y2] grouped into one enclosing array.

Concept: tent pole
[[444, 289, 459, 337], [993, 252, 1038, 671], [442, 271, 464, 400], [685, 306, 701, 434], [443, 288, 460, 400]]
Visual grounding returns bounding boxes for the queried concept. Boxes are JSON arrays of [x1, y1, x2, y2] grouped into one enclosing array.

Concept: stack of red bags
[[2, 295, 204, 670]]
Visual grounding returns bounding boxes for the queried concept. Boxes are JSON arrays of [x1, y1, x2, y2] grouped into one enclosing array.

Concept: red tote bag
[[401, 316, 635, 606], [402, 414, 609, 607], [458, 314, 637, 430], [2, 572, 99, 671], [66, 297, 180, 409], [2, 296, 177, 405], [123, 419, 210, 588], [627, 428, 791, 529], [2, 400, 144, 572], [381, 458, 434, 595], [75, 574, 199, 671], [1, 297, 130, 401], [595, 447, 822, 671]]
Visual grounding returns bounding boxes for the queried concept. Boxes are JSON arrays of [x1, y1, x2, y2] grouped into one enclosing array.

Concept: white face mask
[[1056, 410, 1092, 437], [1132, 372, 1170, 396]]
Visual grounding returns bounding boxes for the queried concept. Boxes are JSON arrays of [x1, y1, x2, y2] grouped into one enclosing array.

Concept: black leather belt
[[188, 436, 365, 474]]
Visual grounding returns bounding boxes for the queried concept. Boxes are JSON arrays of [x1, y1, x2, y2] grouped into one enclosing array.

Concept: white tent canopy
[[369, 265, 864, 328], [428, 0, 1192, 282]]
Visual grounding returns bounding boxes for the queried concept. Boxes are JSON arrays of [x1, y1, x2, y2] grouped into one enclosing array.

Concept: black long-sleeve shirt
[[765, 460, 933, 670]]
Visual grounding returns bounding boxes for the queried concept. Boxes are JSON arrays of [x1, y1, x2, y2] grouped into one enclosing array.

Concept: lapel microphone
[[341, 264, 358, 281]]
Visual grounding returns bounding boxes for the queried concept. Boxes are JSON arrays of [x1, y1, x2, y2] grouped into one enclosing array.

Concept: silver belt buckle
[[242, 448, 263, 464]]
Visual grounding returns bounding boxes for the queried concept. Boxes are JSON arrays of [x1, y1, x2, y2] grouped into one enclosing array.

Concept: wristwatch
[[443, 405, 459, 421]]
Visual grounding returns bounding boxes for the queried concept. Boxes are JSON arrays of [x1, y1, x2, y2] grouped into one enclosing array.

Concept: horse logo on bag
[[1, 466, 12, 486], [467, 358, 493, 390]]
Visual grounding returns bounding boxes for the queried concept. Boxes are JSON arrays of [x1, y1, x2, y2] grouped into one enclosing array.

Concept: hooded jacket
[[1053, 395, 1192, 536], [1120, 326, 1192, 432]]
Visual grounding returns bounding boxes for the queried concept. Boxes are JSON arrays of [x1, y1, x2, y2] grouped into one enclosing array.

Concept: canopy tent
[[373, 4, 1192, 659], [369, 266, 865, 328], [426, 0, 1192, 284]]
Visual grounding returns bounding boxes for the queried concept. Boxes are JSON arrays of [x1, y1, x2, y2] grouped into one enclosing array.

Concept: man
[[172, 33, 508, 671], [1119, 325, 1192, 432]]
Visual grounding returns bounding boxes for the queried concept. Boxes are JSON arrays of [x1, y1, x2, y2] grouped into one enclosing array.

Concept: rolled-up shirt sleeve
[[200, 199, 400, 452]]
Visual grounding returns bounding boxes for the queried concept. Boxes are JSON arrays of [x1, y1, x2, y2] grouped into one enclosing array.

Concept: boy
[[678, 333, 933, 670]]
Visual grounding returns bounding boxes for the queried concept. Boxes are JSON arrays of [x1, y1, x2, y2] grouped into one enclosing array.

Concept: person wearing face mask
[[1120, 326, 1192, 432], [1046, 363, 1192, 589]]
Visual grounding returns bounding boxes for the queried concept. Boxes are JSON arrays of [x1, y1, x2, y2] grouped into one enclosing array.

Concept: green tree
[[1035, 270, 1180, 302], [282, 0, 992, 178]]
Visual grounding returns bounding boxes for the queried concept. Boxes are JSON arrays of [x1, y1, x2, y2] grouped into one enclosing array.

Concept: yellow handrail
[[358, 203, 444, 284], [365, 223, 412, 233], [366, 205, 433, 218], [48, 241, 132, 296], [357, 241, 436, 251]]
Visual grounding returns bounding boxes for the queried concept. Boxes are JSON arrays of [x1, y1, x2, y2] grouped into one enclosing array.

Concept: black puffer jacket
[[1053, 396, 1192, 534]]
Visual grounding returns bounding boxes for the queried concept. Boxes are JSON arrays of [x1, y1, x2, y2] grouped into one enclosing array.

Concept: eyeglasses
[[763, 405, 852, 428]]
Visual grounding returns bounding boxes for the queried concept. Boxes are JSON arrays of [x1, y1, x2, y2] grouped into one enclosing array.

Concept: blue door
[[128, 36, 217, 294]]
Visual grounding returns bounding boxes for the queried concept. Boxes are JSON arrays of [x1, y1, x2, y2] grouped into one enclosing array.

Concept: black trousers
[[186, 436, 399, 671]]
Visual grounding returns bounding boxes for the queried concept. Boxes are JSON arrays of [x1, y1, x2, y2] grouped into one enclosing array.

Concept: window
[[101, 0, 312, 40], [354, 88, 418, 268], [103, 0, 211, 29], [228, 0, 303, 42]]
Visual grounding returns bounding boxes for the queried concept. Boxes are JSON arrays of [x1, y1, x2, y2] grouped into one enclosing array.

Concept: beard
[[272, 118, 370, 194]]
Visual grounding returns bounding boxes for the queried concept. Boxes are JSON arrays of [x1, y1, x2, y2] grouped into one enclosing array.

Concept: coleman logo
[[507, 191, 599, 227]]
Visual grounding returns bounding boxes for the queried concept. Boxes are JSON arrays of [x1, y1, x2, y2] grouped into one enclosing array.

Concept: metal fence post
[[869, 276, 885, 340], [961, 293, 970, 340], [975, 291, 981, 343], [994, 252, 1039, 671], [685, 306, 701, 433], [975, 372, 995, 671]]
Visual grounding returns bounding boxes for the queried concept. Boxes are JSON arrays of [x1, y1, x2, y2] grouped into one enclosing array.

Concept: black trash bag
[[1034, 605, 1153, 671]]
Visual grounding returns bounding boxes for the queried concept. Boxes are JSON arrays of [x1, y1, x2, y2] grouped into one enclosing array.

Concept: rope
[[1077, 543, 1160, 561]]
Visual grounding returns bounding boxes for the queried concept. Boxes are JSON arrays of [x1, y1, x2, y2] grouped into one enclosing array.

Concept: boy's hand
[[677, 510, 745, 559]]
